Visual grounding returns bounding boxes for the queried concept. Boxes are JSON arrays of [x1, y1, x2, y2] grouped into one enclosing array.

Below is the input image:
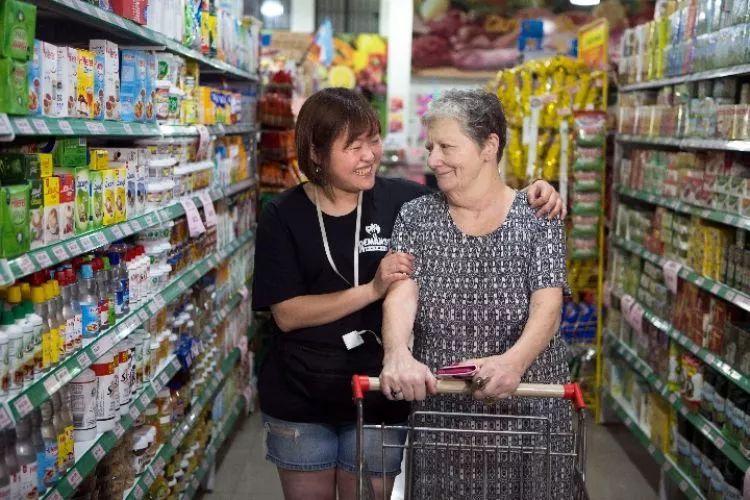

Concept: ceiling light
[[569, 0, 600, 6], [261, 0, 284, 17]]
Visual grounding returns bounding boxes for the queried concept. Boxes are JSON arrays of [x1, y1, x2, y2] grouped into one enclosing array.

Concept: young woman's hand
[[370, 251, 414, 298], [380, 348, 437, 402], [461, 354, 525, 404], [528, 180, 566, 219]]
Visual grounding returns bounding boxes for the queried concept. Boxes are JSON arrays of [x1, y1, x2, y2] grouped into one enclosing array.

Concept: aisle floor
[[202, 411, 660, 500]]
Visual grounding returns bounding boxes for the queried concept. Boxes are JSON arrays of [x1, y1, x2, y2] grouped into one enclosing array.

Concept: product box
[[56, 166, 89, 234], [89, 40, 119, 121], [89, 169, 103, 229], [76, 49, 94, 119], [115, 167, 126, 222], [120, 49, 140, 123], [38, 153, 52, 178], [58, 173, 74, 240], [28, 40, 56, 117], [134, 51, 147, 122], [1, 184, 30, 257], [102, 168, 116, 226], [144, 51, 155, 123], [42, 137, 87, 167], [0, 57, 28, 114], [126, 162, 136, 217], [110, 0, 147, 24], [0, 0, 36, 61], [88, 149, 109, 171], [27, 40, 39, 115], [42, 176, 59, 245], [28, 178, 42, 249], [106, 147, 139, 168], [136, 163, 145, 216], [0, 153, 39, 183], [55, 47, 77, 117]]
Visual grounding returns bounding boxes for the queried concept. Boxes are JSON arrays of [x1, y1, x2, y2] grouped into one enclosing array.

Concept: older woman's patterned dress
[[390, 191, 573, 500]]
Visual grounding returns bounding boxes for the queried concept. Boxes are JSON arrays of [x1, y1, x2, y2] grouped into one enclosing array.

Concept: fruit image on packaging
[[1, 184, 30, 258], [115, 167, 126, 223], [92, 50, 105, 120], [57, 173, 74, 240], [0, 57, 28, 115], [55, 47, 76, 118], [102, 169, 116, 226], [89, 170, 103, 229], [73, 167, 89, 234], [0, 0, 36, 61], [76, 49, 94, 119], [42, 176, 59, 245]]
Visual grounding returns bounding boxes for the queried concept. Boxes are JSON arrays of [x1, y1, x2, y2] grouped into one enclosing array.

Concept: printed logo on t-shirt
[[359, 223, 389, 253]]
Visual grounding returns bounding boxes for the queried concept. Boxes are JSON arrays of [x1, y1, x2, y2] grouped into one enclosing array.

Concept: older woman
[[379, 89, 572, 499]]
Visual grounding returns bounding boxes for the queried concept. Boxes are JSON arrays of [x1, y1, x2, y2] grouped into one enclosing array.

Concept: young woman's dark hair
[[295, 87, 380, 186]]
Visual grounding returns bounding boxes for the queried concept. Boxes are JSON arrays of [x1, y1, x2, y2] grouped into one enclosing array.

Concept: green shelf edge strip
[[611, 236, 750, 314], [619, 63, 750, 92], [605, 331, 750, 471], [602, 390, 706, 499], [180, 395, 246, 500], [617, 134, 750, 152], [608, 288, 750, 395], [2, 230, 255, 428], [0, 183, 257, 286], [617, 186, 750, 231], [124, 348, 241, 500], [42, 354, 182, 500]]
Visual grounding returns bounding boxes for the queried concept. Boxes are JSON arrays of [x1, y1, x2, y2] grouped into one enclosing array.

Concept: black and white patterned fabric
[[391, 191, 574, 500]]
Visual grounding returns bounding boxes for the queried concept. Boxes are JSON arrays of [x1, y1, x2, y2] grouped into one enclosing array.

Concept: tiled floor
[[202, 411, 660, 500]]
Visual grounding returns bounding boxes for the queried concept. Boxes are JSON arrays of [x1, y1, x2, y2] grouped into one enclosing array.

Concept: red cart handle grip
[[352, 375, 586, 410]]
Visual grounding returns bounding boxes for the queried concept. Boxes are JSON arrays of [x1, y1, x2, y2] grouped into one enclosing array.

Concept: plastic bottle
[[117, 341, 131, 416], [4, 430, 19, 500], [12, 306, 33, 387], [42, 282, 61, 367], [92, 353, 117, 433], [39, 402, 58, 488], [51, 280, 66, 363], [15, 417, 38, 500], [79, 265, 100, 340], [50, 393, 68, 476], [0, 315, 8, 398], [58, 388, 74, 471], [29, 285, 49, 375], [0, 431, 11, 500], [4, 310, 24, 395], [22, 300, 42, 384], [110, 349, 121, 420], [67, 270, 82, 351], [92, 258, 109, 331], [137, 246, 150, 301], [58, 272, 74, 357], [108, 253, 126, 318], [101, 257, 116, 328], [30, 410, 44, 496], [70, 369, 97, 442], [125, 250, 137, 307]]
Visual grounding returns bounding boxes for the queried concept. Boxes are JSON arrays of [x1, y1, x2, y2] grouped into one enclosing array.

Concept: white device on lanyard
[[314, 187, 363, 288]]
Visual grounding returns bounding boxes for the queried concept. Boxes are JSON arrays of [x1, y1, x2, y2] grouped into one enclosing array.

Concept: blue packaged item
[[519, 20, 544, 52], [119, 49, 138, 122]]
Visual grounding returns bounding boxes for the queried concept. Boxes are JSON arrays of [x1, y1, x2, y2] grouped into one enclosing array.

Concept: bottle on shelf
[[29, 284, 51, 375], [51, 392, 69, 477], [4, 429, 19, 500], [15, 416, 38, 500], [58, 387, 74, 471], [103, 257, 116, 327], [117, 341, 131, 416], [92, 352, 117, 433], [22, 294, 43, 382], [30, 410, 45, 496], [6, 287, 33, 386], [60, 270, 81, 354], [92, 258, 109, 331], [79, 265, 100, 340], [70, 368, 97, 443], [127, 250, 139, 308], [4, 309, 24, 395], [39, 402, 58, 489], [0, 313, 8, 398], [68, 269, 82, 350], [108, 252, 127, 318], [42, 281, 61, 367], [0, 431, 10, 500], [51, 280, 66, 363]]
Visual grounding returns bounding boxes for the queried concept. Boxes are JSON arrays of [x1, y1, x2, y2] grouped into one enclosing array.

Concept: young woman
[[252, 87, 564, 500]]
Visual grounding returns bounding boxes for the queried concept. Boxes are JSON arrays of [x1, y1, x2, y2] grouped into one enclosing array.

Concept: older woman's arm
[[525, 180, 567, 219], [379, 280, 437, 402], [467, 287, 563, 401]]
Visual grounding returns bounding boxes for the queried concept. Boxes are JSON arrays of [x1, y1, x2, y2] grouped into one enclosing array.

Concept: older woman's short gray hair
[[422, 89, 507, 163]]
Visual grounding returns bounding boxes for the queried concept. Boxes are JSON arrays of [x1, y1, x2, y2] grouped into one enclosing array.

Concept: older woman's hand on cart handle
[[380, 348, 438, 402], [459, 353, 525, 403]]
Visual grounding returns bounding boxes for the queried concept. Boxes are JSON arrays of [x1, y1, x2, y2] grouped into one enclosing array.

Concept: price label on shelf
[[160, 372, 169, 386], [67, 468, 83, 489], [31, 119, 50, 135], [110, 226, 123, 240], [95, 233, 107, 246], [144, 214, 156, 227], [148, 302, 159, 315], [43, 374, 62, 396], [16, 255, 35, 275], [14, 119, 33, 135], [92, 444, 106, 462], [130, 220, 142, 232], [47, 491, 63, 500], [139, 393, 149, 407], [129, 405, 139, 420], [627, 303, 645, 333], [52, 246, 68, 261], [138, 310, 148, 322], [705, 353, 716, 364], [133, 485, 144, 500], [695, 276, 706, 287], [77, 351, 92, 368], [197, 191, 217, 227], [690, 343, 700, 355], [123, 123, 134, 135], [58, 121, 74, 135], [66, 240, 82, 255], [85, 122, 106, 134], [180, 199, 206, 238], [171, 358, 180, 371], [13, 395, 32, 418], [734, 294, 750, 312], [154, 457, 165, 474], [114, 422, 125, 439], [153, 294, 166, 310], [144, 471, 154, 487], [0, 407, 12, 429], [33, 252, 53, 269], [662, 260, 682, 294]]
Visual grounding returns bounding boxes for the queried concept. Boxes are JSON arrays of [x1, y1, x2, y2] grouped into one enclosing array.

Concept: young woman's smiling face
[[324, 130, 383, 194]]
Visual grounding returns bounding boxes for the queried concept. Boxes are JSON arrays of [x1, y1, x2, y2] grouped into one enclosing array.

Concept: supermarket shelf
[[0, 183, 257, 286], [617, 135, 750, 152], [225, 178, 257, 197], [180, 394, 246, 499], [612, 236, 750, 314], [606, 331, 750, 472], [8, 117, 256, 138], [41, 355, 181, 500], [602, 390, 706, 499], [123, 347, 241, 500], [619, 64, 750, 92], [0, 230, 255, 430], [617, 186, 750, 231], [610, 289, 750, 395], [29, 0, 258, 81]]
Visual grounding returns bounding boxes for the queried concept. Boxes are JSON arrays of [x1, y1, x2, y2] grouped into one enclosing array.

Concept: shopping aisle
[[203, 412, 659, 500]]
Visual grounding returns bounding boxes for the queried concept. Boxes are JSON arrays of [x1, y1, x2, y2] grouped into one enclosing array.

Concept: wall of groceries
[[0, 0, 260, 495]]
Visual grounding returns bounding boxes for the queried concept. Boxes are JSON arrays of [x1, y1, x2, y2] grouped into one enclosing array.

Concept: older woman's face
[[425, 118, 487, 194], [327, 130, 382, 193]]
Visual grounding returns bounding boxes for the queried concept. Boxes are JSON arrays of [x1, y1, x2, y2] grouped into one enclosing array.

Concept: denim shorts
[[262, 413, 407, 475]]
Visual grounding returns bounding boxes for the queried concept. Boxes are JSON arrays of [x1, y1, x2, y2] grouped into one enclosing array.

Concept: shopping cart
[[352, 375, 589, 500]]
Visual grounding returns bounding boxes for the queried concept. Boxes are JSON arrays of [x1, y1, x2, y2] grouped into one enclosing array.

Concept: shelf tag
[[0, 406, 12, 429], [43, 374, 62, 396], [31, 119, 50, 135], [52, 246, 68, 261], [58, 121, 74, 135], [85, 122, 106, 134], [129, 405, 140, 420], [80, 236, 95, 251], [13, 395, 32, 418], [47, 491, 63, 500], [662, 260, 682, 294], [114, 422, 125, 439], [129, 220, 143, 232], [95, 233, 107, 246], [181, 199, 206, 237], [123, 123, 134, 135], [67, 468, 83, 489], [133, 484, 144, 500], [66, 240, 82, 255], [14, 119, 33, 135], [110, 226, 124, 240], [33, 252, 52, 269], [92, 444, 106, 462], [198, 191, 217, 227], [77, 351, 92, 368], [16, 255, 35, 275]]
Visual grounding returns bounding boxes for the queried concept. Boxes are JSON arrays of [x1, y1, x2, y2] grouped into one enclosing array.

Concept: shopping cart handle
[[352, 375, 587, 410]]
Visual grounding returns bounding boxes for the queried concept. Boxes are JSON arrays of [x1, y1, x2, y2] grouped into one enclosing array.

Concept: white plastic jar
[[92, 353, 117, 433], [70, 368, 97, 442]]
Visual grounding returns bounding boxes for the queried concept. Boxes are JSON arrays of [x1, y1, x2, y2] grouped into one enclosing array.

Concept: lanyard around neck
[[314, 187, 363, 288]]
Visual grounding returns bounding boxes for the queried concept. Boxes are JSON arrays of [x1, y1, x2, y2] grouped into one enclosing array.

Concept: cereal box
[[89, 169, 103, 229], [120, 49, 138, 122], [42, 176, 59, 245], [0, 0, 36, 62], [1, 184, 30, 258], [28, 178, 41, 249], [76, 49, 94, 119], [89, 40, 119, 121], [55, 47, 77, 118], [0, 57, 27, 115], [102, 168, 116, 226], [115, 167, 126, 222], [58, 173, 74, 240]]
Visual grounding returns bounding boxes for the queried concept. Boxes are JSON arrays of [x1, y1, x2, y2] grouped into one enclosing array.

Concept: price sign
[[180, 199, 206, 237], [154, 457, 165, 474], [77, 351, 92, 367], [662, 260, 682, 294], [148, 302, 159, 315], [145, 214, 156, 226], [129, 220, 142, 232], [133, 485, 144, 500], [80, 236, 95, 251], [58, 121, 74, 135], [144, 471, 154, 487], [43, 374, 62, 395], [14, 119, 34, 135], [91, 335, 113, 358], [734, 294, 750, 312], [13, 395, 33, 418], [198, 192, 217, 227], [153, 295, 166, 310], [627, 303, 645, 333], [114, 422, 125, 439], [85, 122, 106, 134], [47, 491, 63, 500], [138, 310, 148, 322], [95, 233, 107, 246], [129, 405, 139, 420], [92, 444, 106, 462], [0, 406, 12, 428], [110, 226, 123, 240], [160, 372, 169, 386], [123, 123, 134, 135], [66, 240, 82, 255], [31, 119, 50, 135], [17, 255, 35, 275], [33, 252, 52, 269], [695, 276, 705, 287], [52, 246, 68, 261], [67, 468, 83, 489], [705, 353, 716, 364]]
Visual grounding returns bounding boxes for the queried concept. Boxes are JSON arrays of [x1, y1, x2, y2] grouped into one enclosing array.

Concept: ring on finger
[[473, 376, 488, 390], [390, 389, 403, 399]]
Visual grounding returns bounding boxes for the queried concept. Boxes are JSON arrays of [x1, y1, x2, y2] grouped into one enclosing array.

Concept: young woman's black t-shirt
[[252, 177, 432, 424]]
